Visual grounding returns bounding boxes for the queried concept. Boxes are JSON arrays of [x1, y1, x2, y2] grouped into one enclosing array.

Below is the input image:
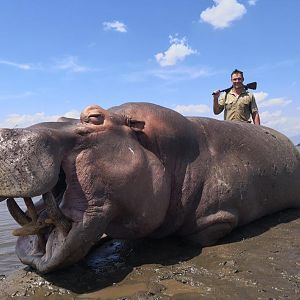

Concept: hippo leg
[[185, 211, 238, 246]]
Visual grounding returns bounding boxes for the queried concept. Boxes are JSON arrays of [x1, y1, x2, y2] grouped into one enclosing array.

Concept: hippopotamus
[[0, 102, 299, 274]]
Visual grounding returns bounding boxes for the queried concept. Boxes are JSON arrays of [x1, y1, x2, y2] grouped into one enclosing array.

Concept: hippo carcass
[[0, 102, 299, 273]]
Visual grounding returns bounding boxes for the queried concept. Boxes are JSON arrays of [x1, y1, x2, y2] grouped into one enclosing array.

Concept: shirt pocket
[[225, 99, 234, 110], [238, 98, 251, 113]]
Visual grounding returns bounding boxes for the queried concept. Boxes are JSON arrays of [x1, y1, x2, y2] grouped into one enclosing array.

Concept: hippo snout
[[0, 128, 62, 198]]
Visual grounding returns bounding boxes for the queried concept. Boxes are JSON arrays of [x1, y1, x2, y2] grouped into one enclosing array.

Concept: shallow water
[[0, 200, 24, 275]]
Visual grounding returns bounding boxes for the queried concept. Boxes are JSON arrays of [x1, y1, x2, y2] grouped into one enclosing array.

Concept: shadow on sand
[[33, 208, 300, 294]]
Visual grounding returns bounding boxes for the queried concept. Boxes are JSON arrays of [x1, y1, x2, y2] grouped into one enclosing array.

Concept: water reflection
[[0, 199, 33, 275]]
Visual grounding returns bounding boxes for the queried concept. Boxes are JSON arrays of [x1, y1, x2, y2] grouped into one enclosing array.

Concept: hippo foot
[[185, 211, 238, 246]]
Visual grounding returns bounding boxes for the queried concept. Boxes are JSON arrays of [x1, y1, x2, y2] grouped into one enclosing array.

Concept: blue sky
[[0, 0, 299, 141]]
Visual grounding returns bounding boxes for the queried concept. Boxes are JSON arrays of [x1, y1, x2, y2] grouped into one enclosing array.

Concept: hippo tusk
[[43, 191, 72, 236], [23, 197, 38, 222], [7, 198, 31, 226], [7, 197, 47, 251]]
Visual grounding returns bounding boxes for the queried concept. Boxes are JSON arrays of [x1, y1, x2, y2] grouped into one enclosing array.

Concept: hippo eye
[[88, 114, 104, 125]]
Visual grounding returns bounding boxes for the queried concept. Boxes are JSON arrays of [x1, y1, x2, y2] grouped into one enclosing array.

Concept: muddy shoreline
[[1, 208, 299, 299]]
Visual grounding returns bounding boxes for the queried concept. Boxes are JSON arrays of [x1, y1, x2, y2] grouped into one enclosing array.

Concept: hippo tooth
[[42, 191, 72, 237], [8, 197, 47, 251], [6, 198, 31, 226]]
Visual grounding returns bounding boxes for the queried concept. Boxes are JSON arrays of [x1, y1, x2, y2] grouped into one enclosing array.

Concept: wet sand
[[0, 208, 299, 299]]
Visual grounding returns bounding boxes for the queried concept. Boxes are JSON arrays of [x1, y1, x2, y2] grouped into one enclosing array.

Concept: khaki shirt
[[218, 89, 258, 122]]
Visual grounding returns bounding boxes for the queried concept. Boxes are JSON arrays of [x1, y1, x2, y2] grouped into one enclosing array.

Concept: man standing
[[213, 69, 260, 125]]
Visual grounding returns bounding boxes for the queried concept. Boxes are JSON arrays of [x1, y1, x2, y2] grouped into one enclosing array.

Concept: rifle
[[212, 82, 257, 95]]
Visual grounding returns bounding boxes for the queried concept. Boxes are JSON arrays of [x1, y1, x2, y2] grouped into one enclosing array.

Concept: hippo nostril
[[43, 191, 72, 237]]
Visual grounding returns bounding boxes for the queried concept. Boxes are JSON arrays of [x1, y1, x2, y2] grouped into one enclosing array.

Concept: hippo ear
[[127, 118, 145, 132]]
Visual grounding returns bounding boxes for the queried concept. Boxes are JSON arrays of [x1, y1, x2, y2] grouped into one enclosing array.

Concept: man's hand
[[213, 90, 223, 115], [212, 90, 221, 97]]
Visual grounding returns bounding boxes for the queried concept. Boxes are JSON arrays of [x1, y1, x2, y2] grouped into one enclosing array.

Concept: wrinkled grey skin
[[0, 102, 299, 274]]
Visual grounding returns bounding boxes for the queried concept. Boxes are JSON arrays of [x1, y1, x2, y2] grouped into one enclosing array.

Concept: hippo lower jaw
[[5, 192, 105, 274], [16, 218, 99, 274]]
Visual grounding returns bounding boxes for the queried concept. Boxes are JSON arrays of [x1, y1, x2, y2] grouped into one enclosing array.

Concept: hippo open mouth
[[2, 168, 87, 273], [0, 121, 110, 273], [8, 191, 69, 252]]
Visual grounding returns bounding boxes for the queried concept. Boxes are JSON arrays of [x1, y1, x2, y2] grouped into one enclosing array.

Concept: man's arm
[[213, 90, 223, 115], [252, 111, 260, 125], [250, 93, 260, 125]]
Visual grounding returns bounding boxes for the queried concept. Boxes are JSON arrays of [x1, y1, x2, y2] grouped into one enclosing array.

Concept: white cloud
[[150, 66, 211, 80], [0, 59, 32, 70], [60, 110, 80, 119], [0, 57, 95, 73], [260, 98, 291, 108], [0, 91, 34, 100], [259, 110, 300, 138], [248, 0, 257, 5], [254, 92, 292, 108], [103, 21, 127, 33], [124, 66, 214, 83], [88, 42, 96, 48], [260, 110, 285, 125], [255, 92, 299, 138], [260, 111, 292, 133], [155, 36, 197, 67], [0, 110, 80, 128], [53, 56, 90, 73], [253, 91, 268, 103], [174, 104, 210, 115], [200, 0, 247, 29]]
